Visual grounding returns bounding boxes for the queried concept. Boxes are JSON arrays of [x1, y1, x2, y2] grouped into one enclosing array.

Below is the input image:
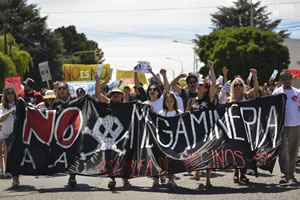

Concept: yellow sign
[[62, 64, 111, 82], [116, 70, 148, 85]]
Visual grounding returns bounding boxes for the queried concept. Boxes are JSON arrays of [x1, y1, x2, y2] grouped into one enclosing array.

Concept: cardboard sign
[[38, 62, 52, 82], [135, 61, 150, 73], [5, 77, 22, 94]]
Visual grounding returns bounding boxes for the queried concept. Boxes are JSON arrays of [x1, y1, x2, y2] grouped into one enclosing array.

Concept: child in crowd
[[158, 92, 183, 189]]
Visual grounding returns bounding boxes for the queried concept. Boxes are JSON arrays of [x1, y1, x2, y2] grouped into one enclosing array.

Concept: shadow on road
[[5, 181, 299, 195]]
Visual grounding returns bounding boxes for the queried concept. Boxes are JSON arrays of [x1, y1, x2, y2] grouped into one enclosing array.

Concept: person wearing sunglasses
[[135, 67, 169, 113], [52, 82, 76, 187], [226, 68, 259, 184], [37, 90, 56, 111], [272, 71, 300, 185], [52, 82, 74, 108], [0, 85, 18, 183], [19, 78, 43, 105], [76, 88, 86, 98], [171, 73, 198, 111], [186, 60, 216, 189]]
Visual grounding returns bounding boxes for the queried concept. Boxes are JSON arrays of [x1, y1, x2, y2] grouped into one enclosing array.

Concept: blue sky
[[27, 0, 300, 78]]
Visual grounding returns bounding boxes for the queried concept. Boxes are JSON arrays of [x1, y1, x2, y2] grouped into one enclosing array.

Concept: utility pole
[[250, 0, 254, 27]]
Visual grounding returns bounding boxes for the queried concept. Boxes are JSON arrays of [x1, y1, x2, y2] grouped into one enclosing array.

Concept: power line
[[39, 1, 300, 15], [41, 6, 218, 15]]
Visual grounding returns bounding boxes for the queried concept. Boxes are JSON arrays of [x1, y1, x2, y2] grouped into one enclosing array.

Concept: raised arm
[[208, 61, 216, 103], [95, 73, 109, 103], [170, 73, 187, 95], [247, 68, 259, 98], [148, 66, 163, 86], [223, 66, 228, 84], [134, 65, 140, 88], [160, 69, 169, 96]]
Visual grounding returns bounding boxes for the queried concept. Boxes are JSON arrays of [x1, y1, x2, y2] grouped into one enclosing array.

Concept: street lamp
[[166, 57, 183, 74], [173, 40, 198, 73]]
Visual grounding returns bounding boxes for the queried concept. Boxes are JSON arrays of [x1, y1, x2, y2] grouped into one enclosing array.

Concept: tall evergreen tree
[[0, 0, 65, 87], [211, 0, 290, 38], [54, 26, 104, 64]]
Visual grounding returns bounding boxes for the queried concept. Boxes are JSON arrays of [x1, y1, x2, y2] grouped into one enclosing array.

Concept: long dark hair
[[162, 92, 179, 116], [146, 83, 162, 100], [1, 84, 18, 109]]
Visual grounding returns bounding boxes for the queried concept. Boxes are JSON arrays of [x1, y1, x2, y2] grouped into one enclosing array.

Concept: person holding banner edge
[[226, 68, 259, 184], [185, 60, 216, 189], [272, 70, 300, 184], [0, 85, 18, 180], [95, 73, 132, 189]]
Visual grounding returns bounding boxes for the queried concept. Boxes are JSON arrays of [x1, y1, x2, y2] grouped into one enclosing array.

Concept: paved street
[[0, 159, 299, 200]]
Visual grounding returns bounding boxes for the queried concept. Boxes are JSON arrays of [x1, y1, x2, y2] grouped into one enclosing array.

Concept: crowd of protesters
[[0, 61, 300, 190]]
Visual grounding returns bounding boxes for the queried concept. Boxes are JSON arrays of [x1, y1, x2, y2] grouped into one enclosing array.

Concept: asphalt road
[[0, 159, 299, 200]]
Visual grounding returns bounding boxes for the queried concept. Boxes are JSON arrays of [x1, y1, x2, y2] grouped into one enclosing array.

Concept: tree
[[0, 0, 65, 87], [211, 0, 290, 38], [0, 33, 32, 90], [194, 27, 290, 83], [54, 26, 104, 64]]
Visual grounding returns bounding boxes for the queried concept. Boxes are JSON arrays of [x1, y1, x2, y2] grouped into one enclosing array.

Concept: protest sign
[[5, 77, 22, 94]]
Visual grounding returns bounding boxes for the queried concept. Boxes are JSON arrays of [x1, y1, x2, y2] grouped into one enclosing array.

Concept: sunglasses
[[198, 83, 209, 88], [282, 77, 292, 81], [149, 88, 158, 92], [6, 91, 15, 95], [188, 81, 197, 84], [234, 83, 243, 88], [58, 87, 67, 91]]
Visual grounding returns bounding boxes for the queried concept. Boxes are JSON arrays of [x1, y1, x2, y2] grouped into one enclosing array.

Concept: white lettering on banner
[[80, 71, 89, 79], [190, 112, 208, 148], [156, 117, 173, 148], [54, 152, 68, 169], [240, 107, 258, 151], [131, 105, 150, 149], [21, 148, 36, 169], [213, 110, 221, 139], [228, 104, 245, 141], [140, 108, 153, 149], [258, 106, 278, 148], [171, 118, 191, 150]]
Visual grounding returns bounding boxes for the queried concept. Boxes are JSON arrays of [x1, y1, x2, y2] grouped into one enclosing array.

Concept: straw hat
[[108, 87, 124, 96], [43, 90, 56, 99]]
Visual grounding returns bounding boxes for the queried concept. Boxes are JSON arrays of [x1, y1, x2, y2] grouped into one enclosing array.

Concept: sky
[[27, 0, 300, 80]]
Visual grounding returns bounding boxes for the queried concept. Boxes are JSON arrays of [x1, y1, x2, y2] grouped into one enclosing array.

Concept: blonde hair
[[230, 78, 246, 101]]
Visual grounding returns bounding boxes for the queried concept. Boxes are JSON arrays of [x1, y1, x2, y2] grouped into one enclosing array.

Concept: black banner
[[7, 94, 286, 178]]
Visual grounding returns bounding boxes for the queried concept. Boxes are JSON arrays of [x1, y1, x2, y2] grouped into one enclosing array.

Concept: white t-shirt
[[144, 96, 164, 113], [174, 92, 184, 112], [273, 86, 300, 127], [0, 103, 15, 139], [158, 109, 183, 117]]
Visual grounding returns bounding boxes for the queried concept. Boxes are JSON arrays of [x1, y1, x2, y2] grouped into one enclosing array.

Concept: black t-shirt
[[180, 88, 197, 111], [189, 94, 214, 112]]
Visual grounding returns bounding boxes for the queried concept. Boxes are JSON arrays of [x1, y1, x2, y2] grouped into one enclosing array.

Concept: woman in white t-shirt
[[0, 85, 18, 177], [158, 92, 183, 189], [142, 68, 169, 113]]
